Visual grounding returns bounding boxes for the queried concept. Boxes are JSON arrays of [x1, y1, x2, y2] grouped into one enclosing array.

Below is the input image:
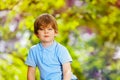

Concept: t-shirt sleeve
[[58, 46, 72, 64], [25, 48, 37, 67]]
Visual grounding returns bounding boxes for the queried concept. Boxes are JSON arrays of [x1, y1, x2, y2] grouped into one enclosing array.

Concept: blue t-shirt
[[25, 41, 72, 80]]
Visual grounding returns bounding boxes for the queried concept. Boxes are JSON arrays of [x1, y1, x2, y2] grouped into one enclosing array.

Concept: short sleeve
[[58, 46, 72, 64], [25, 48, 37, 67]]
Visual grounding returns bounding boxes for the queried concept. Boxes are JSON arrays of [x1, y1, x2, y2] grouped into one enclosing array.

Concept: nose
[[44, 29, 48, 34]]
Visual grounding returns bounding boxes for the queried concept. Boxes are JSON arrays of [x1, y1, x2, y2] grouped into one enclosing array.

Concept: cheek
[[53, 33, 57, 36], [36, 34, 42, 38]]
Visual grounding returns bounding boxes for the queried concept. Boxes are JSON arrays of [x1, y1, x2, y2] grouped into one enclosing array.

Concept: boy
[[25, 13, 77, 80]]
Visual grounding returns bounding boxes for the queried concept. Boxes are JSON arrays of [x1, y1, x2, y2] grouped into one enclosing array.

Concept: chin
[[42, 40, 53, 43]]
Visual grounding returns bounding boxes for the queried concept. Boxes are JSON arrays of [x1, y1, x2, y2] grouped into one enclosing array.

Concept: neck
[[41, 41, 54, 48]]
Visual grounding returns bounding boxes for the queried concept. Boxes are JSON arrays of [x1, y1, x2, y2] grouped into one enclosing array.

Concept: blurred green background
[[0, 0, 120, 80]]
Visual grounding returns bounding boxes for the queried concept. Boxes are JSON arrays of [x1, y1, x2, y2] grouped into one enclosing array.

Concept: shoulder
[[30, 43, 40, 51], [56, 42, 68, 51], [28, 43, 41, 56]]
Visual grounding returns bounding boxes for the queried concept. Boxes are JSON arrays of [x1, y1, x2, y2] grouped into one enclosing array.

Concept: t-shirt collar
[[39, 41, 57, 51]]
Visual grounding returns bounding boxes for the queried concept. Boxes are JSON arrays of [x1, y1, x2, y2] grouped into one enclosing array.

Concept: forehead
[[40, 24, 53, 28]]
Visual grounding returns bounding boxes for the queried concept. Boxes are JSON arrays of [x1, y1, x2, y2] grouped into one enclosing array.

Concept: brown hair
[[34, 13, 58, 34]]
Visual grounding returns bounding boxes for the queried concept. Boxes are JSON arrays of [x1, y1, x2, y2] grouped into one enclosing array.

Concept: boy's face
[[36, 25, 57, 43]]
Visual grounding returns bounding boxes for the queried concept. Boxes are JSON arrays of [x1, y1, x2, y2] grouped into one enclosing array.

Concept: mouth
[[44, 35, 49, 37]]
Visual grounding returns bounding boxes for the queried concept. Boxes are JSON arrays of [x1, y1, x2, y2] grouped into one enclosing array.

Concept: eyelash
[[39, 28, 44, 30], [48, 28, 53, 30]]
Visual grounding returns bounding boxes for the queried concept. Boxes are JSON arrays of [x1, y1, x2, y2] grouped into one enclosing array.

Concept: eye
[[48, 28, 53, 30], [39, 28, 44, 30]]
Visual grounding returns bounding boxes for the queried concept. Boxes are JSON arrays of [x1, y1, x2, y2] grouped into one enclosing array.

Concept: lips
[[44, 35, 49, 37]]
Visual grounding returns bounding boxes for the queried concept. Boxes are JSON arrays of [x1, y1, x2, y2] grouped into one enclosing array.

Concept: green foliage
[[0, 54, 27, 80]]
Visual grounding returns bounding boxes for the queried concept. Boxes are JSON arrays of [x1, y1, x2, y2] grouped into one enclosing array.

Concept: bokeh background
[[0, 0, 120, 80]]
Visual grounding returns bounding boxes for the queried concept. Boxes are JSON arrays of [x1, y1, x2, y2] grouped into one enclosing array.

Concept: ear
[[35, 33, 39, 38], [55, 32, 58, 36]]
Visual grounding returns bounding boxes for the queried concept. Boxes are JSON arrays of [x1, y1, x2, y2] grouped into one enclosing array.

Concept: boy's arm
[[27, 66, 36, 80], [62, 62, 72, 80]]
